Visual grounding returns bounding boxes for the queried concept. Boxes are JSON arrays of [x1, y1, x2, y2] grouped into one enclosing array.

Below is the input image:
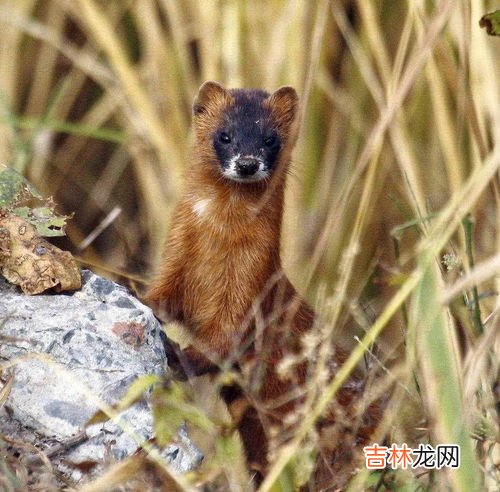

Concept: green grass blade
[[413, 256, 482, 491], [4, 115, 125, 144]]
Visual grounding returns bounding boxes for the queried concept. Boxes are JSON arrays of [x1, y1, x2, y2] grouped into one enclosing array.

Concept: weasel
[[146, 81, 383, 488]]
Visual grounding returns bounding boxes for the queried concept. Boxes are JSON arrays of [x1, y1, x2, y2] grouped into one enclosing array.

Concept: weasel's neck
[[186, 159, 287, 256]]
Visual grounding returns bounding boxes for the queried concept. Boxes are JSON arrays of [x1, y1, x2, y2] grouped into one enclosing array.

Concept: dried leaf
[[479, 10, 500, 36], [0, 165, 69, 237], [0, 213, 81, 294], [0, 164, 41, 208], [13, 206, 69, 237]]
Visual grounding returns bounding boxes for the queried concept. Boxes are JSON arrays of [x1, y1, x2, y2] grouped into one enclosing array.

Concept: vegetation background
[[0, 0, 498, 490]]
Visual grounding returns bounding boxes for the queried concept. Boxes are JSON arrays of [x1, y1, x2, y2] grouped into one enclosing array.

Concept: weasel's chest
[[186, 226, 271, 299], [181, 199, 277, 328], [188, 194, 273, 257]]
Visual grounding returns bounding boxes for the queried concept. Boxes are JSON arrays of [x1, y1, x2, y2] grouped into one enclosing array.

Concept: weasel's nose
[[236, 157, 259, 177]]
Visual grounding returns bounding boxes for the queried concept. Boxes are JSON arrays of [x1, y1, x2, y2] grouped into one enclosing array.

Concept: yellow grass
[[0, 0, 498, 490]]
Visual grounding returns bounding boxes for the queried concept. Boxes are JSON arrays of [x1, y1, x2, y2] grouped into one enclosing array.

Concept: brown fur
[[146, 81, 384, 488]]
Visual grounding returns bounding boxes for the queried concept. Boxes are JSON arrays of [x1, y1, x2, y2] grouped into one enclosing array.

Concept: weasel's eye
[[264, 135, 276, 147], [219, 132, 231, 144]]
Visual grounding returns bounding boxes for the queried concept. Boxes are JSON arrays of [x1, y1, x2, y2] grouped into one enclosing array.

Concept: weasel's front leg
[[144, 210, 190, 320]]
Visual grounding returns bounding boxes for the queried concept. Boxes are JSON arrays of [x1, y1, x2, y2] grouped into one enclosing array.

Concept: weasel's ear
[[193, 81, 229, 115], [267, 86, 299, 128]]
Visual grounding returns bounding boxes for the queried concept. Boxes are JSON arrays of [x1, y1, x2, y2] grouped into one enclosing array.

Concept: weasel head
[[192, 81, 299, 184]]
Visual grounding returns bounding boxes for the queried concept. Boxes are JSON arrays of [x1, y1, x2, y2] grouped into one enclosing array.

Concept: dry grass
[[0, 0, 499, 490]]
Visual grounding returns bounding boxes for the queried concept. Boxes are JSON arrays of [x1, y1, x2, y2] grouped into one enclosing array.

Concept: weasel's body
[[146, 82, 382, 488]]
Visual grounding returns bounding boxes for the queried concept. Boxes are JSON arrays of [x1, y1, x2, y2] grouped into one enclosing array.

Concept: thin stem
[[462, 214, 483, 335]]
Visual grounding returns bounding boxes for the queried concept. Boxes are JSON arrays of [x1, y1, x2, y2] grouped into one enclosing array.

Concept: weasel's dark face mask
[[212, 90, 281, 183]]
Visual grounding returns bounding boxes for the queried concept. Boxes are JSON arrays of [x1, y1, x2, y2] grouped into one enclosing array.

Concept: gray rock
[[0, 270, 203, 483]]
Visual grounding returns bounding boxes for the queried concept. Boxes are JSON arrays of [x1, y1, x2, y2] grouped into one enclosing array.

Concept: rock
[[0, 270, 203, 483]]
